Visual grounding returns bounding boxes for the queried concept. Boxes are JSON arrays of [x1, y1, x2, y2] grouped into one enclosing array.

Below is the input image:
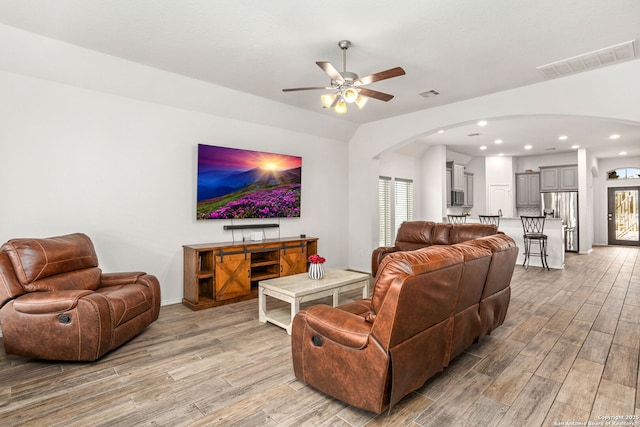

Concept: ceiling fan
[[282, 40, 406, 113]]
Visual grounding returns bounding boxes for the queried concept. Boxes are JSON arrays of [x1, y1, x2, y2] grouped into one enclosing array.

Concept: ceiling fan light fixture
[[320, 93, 336, 108], [342, 87, 359, 103], [334, 100, 347, 114], [355, 95, 368, 109]]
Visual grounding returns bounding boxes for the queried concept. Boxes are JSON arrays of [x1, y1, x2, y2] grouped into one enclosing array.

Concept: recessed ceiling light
[[571, 145, 580, 149], [438, 129, 444, 134], [498, 153, 505, 156], [619, 151, 627, 155], [610, 134, 621, 139], [477, 120, 488, 127], [558, 135, 568, 141], [480, 145, 487, 150], [494, 139, 503, 144], [524, 145, 532, 150]]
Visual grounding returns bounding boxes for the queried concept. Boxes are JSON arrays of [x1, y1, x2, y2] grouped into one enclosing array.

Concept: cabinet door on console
[[280, 248, 307, 276], [215, 252, 251, 301]]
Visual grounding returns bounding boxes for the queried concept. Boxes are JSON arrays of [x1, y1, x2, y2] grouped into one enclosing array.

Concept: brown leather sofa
[[0, 233, 161, 361], [371, 221, 499, 276], [291, 229, 518, 414]]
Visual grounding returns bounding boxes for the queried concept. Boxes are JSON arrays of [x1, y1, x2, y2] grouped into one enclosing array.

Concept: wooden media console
[[182, 237, 318, 310]]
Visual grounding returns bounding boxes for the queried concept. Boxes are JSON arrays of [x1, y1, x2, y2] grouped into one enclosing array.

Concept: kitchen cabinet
[[516, 172, 541, 207], [540, 165, 578, 192], [559, 165, 578, 190], [446, 162, 465, 191]]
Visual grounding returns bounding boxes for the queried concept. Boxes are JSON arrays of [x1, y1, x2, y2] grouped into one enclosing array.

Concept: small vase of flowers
[[308, 254, 326, 280]]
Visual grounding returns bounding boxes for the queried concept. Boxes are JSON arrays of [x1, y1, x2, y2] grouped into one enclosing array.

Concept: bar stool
[[447, 214, 466, 224], [520, 216, 549, 270], [478, 215, 500, 227]]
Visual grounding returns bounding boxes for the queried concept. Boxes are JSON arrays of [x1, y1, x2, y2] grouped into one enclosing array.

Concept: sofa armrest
[[12, 290, 94, 314], [304, 304, 373, 349], [100, 272, 147, 287], [100, 272, 161, 321], [371, 246, 400, 276]]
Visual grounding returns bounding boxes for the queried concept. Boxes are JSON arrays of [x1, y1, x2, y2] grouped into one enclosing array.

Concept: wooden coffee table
[[258, 269, 370, 334]]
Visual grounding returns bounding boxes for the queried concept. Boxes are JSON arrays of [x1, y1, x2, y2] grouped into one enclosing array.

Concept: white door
[[488, 184, 512, 217]]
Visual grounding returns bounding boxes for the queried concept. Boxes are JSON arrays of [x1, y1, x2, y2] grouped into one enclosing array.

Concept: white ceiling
[[1, 0, 639, 159]]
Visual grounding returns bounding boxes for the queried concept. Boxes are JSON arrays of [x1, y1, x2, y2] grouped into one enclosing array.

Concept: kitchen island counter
[[446, 216, 565, 269]]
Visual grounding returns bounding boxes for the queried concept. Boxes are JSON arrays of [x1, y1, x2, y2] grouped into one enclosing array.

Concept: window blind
[[378, 176, 413, 247], [394, 178, 414, 234], [378, 176, 392, 247]]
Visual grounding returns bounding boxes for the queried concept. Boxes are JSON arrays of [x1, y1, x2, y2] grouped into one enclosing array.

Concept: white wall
[[422, 145, 447, 221], [446, 151, 472, 164], [0, 31, 350, 305], [378, 152, 420, 182]]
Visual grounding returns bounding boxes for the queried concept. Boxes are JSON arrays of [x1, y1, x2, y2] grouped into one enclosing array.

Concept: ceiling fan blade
[[355, 67, 406, 86], [282, 86, 332, 92], [357, 87, 394, 102], [316, 61, 344, 83]]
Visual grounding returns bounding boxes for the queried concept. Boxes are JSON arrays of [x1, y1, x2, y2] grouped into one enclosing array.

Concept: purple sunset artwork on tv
[[197, 144, 302, 219]]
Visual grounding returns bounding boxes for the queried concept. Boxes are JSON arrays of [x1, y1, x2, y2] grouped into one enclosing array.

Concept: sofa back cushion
[[393, 221, 497, 251], [462, 233, 518, 298], [394, 221, 435, 251], [450, 243, 493, 312], [371, 244, 463, 315], [370, 256, 413, 316], [449, 223, 498, 244], [25, 268, 102, 292], [371, 245, 465, 348], [431, 223, 453, 244], [2, 233, 100, 291]]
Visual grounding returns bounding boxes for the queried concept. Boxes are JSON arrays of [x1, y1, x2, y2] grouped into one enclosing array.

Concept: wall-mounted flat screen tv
[[197, 144, 302, 220]]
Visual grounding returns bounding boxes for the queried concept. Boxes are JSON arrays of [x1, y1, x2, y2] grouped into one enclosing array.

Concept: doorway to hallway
[[607, 186, 640, 246]]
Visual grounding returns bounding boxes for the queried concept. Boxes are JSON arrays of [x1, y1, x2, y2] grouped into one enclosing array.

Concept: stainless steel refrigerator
[[541, 192, 579, 252]]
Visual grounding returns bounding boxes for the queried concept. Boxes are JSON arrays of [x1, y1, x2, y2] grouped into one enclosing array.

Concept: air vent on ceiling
[[536, 40, 636, 79], [419, 89, 440, 97], [467, 133, 481, 137]]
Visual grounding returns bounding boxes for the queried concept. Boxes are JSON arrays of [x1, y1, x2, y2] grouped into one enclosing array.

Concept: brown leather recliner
[[371, 221, 498, 276], [292, 232, 518, 414], [0, 233, 161, 361]]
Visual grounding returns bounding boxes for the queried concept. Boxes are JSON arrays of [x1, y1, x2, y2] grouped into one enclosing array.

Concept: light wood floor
[[1, 245, 639, 426]]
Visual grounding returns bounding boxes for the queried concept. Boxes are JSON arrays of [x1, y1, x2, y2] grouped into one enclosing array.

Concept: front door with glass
[[607, 187, 640, 246]]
